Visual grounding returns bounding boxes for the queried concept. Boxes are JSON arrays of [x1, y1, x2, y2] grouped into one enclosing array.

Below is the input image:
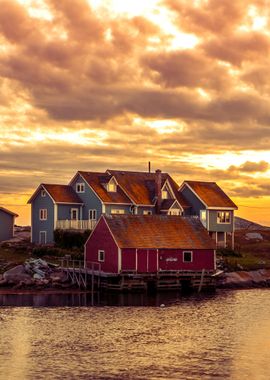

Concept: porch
[[56, 219, 97, 231]]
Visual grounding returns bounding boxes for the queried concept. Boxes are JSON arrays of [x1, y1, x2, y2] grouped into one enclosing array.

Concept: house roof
[[78, 172, 132, 204], [107, 170, 191, 208], [28, 184, 83, 204], [103, 214, 216, 249], [0, 207, 18, 217], [182, 181, 238, 209]]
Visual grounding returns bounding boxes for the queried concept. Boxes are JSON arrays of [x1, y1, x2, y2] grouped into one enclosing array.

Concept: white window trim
[[89, 209, 97, 220], [168, 209, 181, 216], [98, 250, 105, 262], [183, 251, 193, 263], [39, 231, 47, 244], [107, 180, 117, 192], [76, 183, 85, 193], [161, 189, 168, 199], [217, 211, 231, 224], [71, 208, 78, 220], [41, 190, 46, 197], [39, 209, 47, 221]]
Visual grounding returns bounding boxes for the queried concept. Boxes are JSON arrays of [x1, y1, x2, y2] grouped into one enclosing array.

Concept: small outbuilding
[[0, 207, 18, 242], [85, 215, 216, 274]]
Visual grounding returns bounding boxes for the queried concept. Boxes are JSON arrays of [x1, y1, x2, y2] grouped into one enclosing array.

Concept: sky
[[1, 0, 270, 226]]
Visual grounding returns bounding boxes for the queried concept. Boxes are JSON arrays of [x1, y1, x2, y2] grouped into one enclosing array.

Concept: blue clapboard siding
[[0, 210, 15, 241], [181, 185, 206, 216], [31, 189, 55, 244], [208, 210, 234, 232], [57, 204, 81, 220], [70, 174, 102, 219]]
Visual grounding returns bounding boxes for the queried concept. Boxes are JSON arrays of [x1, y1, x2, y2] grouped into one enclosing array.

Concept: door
[[137, 249, 148, 273], [39, 231, 47, 245], [148, 249, 158, 272]]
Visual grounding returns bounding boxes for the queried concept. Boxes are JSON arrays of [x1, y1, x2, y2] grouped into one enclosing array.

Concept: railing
[[56, 219, 97, 231]]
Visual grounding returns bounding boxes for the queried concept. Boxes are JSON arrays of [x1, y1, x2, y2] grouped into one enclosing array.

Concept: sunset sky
[[1, 0, 270, 226]]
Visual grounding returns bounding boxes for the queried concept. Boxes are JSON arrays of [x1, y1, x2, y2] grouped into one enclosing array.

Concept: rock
[[245, 232, 263, 241], [3, 265, 32, 284]]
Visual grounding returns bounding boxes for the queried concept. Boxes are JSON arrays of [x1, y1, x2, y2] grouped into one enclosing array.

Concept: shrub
[[54, 229, 90, 250], [217, 248, 242, 258]]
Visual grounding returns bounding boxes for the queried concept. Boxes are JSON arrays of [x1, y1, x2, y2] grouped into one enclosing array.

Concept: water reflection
[[1, 290, 270, 379], [0, 290, 218, 307]]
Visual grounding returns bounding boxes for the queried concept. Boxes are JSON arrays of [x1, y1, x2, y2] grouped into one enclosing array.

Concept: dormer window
[[76, 183, 85, 193], [107, 180, 117, 192], [162, 190, 168, 199]]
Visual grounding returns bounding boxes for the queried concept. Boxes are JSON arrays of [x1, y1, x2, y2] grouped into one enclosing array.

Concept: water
[[0, 289, 270, 379]]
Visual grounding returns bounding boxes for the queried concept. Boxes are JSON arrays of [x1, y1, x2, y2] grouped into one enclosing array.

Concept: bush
[[54, 229, 90, 250], [217, 248, 242, 258], [32, 246, 83, 260]]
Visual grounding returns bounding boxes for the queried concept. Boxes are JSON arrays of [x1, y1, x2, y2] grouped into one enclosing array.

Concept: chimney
[[155, 169, 162, 214], [148, 161, 151, 173]]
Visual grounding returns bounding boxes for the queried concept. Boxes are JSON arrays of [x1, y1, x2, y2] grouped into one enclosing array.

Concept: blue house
[[0, 207, 18, 242], [178, 181, 238, 249], [28, 169, 190, 244]]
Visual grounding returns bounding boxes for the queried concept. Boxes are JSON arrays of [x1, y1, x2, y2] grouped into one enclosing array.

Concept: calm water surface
[[0, 289, 270, 379]]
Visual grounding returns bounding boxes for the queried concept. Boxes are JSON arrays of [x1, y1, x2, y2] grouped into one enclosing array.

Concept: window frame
[[161, 190, 168, 199], [111, 209, 125, 214], [89, 209, 97, 220], [107, 182, 117, 192], [41, 189, 46, 197], [143, 210, 152, 215], [183, 250, 193, 263], [71, 208, 78, 220], [76, 183, 85, 193], [98, 250, 105, 262], [39, 209, 47, 221], [217, 211, 231, 224]]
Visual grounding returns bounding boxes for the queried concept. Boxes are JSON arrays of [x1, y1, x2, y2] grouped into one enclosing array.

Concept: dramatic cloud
[[0, 0, 270, 225]]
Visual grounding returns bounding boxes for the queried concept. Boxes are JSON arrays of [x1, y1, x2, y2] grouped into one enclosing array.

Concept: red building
[[85, 215, 216, 274]]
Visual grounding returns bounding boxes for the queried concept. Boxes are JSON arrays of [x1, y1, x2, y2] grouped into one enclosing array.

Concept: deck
[[60, 258, 219, 292]]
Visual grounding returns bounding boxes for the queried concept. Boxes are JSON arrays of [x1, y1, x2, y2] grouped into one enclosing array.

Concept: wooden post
[[198, 269, 205, 293]]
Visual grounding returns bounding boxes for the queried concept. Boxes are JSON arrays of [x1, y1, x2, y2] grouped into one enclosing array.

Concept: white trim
[[71, 208, 79, 220], [76, 182, 85, 193], [224, 232, 227, 248], [207, 210, 210, 230], [55, 202, 84, 205], [41, 189, 46, 197], [161, 179, 174, 199], [54, 204, 58, 229], [28, 184, 56, 205], [102, 204, 106, 213], [89, 209, 97, 221], [217, 211, 231, 224], [183, 250, 193, 263], [70, 172, 104, 203], [180, 183, 208, 208], [208, 206, 237, 210], [39, 209, 47, 221], [107, 177, 117, 192], [106, 170, 137, 205], [118, 247, 121, 273], [98, 249, 105, 262], [111, 209, 125, 214], [143, 210, 152, 215], [39, 231, 47, 244], [157, 249, 159, 271], [135, 249, 138, 272], [103, 202, 133, 206]]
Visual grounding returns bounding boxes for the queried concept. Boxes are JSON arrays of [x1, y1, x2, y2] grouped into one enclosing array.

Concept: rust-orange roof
[[104, 215, 215, 249], [43, 184, 83, 204], [78, 172, 132, 204], [0, 207, 18, 217], [183, 181, 238, 209], [107, 170, 190, 208]]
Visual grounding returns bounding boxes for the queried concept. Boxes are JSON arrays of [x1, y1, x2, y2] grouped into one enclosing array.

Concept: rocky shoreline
[[218, 269, 270, 289]]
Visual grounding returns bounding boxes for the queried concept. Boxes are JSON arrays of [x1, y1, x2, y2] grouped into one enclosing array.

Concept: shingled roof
[[0, 207, 18, 217], [181, 181, 238, 209], [107, 170, 190, 208], [28, 184, 83, 204], [78, 171, 132, 204], [103, 214, 215, 249]]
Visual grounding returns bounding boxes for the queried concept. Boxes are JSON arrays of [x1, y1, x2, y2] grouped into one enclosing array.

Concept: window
[[107, 182, 117, 192], [76, 183, 85, 193], [89, 209, 97, 220], [168, 209, 181, 215], [143, 210, 152, 215], [98, 250, 105, 262], [162, 190, 168, 199], [217, 211, 231, 224], [41, 190, 46, 197], [200, 210, 207, 227], [111, 209, 125, 214], [71, 209, 78, 220], [39, 209, 47, 221], [183, 251, 193, 263]]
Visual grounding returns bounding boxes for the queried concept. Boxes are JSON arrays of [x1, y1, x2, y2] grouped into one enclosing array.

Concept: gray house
[[28, 169, 190, 244], [0, 207, 18, 242], [179, 181, 238, 249]]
